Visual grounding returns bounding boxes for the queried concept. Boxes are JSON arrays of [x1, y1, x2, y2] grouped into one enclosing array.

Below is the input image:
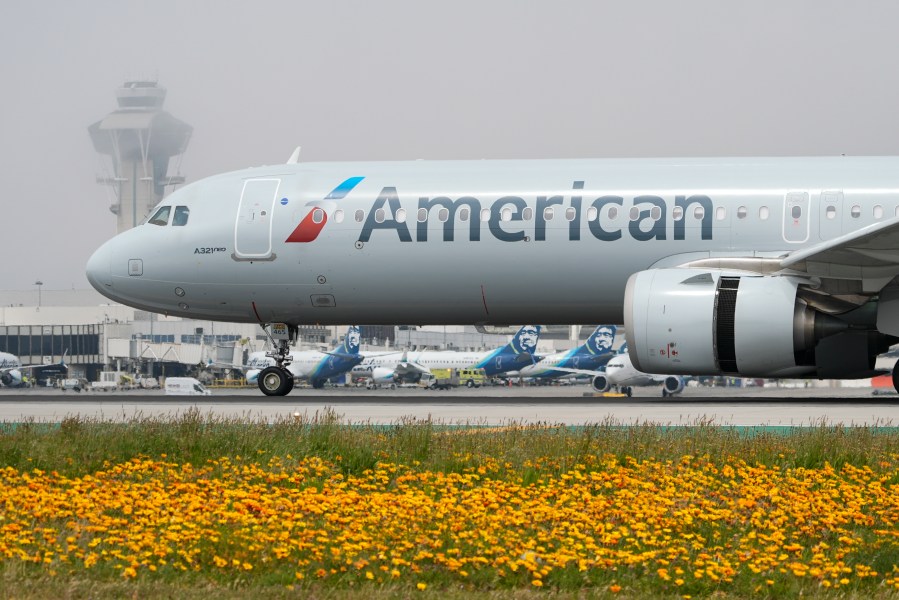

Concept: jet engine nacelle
[[1, 370, 21, 387], [663, 376, 684, 395], [369, 367, 396, 384], [591, 374, 611, 393], [624, 269, 882, 379]]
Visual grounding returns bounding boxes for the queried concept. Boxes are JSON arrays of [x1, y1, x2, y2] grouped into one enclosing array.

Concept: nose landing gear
[[258, 323, 298, 396]]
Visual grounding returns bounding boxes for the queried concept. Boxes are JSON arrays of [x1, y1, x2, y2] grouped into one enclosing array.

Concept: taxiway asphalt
[[0, 385, 896, 426]]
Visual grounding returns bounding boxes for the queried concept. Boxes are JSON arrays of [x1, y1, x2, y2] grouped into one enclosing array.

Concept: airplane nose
[[86, 240, 113, 292]]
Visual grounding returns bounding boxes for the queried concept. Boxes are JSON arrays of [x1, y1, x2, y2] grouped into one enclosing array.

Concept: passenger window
[[417, 208, 427, 222], [672, 206, 683, 221], [693, 206, 705, 220], [501, 207, 513, 222], [826, 206, 836, 220], [459, 207, 469, 222], [375, 208, 385, 223], [438, 208, 449, 222], [522, 207, 533, 220], [629, 207, 639, 221], [395, 208, 406, 223], [354, 209, 364, 223], [759, 206, 769, 220], [851, 205, 861, 218], [312, 208, 325, 224], [334, 209, 344, 223], [172, 206, 190, 226], [480, 208, 490, 222], [148, 206, 171, 226], [791, 205, 801, 219], [650, 206, 661, 221], [874, 205, 884, 219], [543, 207, 554, 221], [565, 207, 576, 221], [716, 207, 726, 220], [608, 206, 619, 220], [586, 206, 598, 221], [737, 206, 747, 219]]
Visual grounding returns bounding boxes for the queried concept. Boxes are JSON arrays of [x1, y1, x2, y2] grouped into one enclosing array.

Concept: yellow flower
[[532, 579, 543, 587], [417, 582, 427, 590]]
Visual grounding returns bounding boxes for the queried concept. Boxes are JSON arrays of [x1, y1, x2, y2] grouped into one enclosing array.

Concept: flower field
[[0, 412, 897, 597]]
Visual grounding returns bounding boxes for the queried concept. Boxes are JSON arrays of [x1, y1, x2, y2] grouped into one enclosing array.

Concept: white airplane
[[590, 344, 685, 397], [86, 155, 899, 396], [0, 351, 65, 388], [512, 325, 617, 382], [351, 325, 541, 386], [240, 326, 363, 393]]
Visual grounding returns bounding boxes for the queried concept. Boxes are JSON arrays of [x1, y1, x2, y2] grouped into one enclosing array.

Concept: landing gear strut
[[258, 323, 298, 397]]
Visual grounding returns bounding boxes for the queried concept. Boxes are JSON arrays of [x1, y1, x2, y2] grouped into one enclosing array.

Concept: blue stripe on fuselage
[[324, 177, 365, 200]]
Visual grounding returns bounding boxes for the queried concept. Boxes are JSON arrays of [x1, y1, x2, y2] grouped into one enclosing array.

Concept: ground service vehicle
[[164, 377, 212, 396]]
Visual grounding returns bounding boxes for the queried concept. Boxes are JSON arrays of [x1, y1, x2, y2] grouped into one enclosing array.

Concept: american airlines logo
[[285, 177, 366, 243], [286, 178, 714, 244]]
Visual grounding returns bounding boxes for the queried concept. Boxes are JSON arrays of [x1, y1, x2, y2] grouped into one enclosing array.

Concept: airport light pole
[[34, 280, 43, 311]]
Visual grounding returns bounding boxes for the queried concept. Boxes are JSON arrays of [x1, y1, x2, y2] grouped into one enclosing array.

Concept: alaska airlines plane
[[0, 352, 64, 388], [513, 325, 616, 381], [0, 352, 30, 387], [591, 344, 685, 397], [86, 156, 899, 395], [351, 325, 540, 385], [241, 326, 363, 393]]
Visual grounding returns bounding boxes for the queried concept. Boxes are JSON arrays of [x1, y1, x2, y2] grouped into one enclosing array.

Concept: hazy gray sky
[[2, 0, 899, 291]]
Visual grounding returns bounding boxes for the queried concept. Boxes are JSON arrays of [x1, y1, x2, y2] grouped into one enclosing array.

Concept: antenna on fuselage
[[286, 146, 302, 164]]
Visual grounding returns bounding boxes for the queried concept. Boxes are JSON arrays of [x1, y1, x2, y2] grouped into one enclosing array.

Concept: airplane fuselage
[[88, 157, 899, 326]]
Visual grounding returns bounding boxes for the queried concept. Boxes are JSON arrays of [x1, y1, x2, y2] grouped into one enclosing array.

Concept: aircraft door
[[818, 190, 843, 240], [234, 178, 280, 260], [783, 191, 809, 243]]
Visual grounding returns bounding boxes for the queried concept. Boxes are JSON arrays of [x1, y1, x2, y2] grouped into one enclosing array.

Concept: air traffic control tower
[[89, 80, 192, 233]]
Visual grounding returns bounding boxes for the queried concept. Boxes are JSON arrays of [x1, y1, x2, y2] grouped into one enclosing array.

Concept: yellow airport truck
[[423, 368, 487, 390]]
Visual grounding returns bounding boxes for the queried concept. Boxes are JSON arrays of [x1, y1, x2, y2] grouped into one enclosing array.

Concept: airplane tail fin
[[582, 325, 617, 356], [342, 326, 361, 355], [506, 325, 541, 357]]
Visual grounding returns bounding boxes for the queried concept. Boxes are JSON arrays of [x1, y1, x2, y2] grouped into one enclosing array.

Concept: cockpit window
[[172, 206, 190, 226], [148, 206, 171, 226]]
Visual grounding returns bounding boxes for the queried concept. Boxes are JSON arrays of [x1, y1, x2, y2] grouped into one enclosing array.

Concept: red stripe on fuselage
[[286, 211, 328, 243]]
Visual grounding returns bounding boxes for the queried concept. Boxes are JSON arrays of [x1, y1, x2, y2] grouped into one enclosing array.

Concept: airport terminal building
[[0, 288, 579, 385]]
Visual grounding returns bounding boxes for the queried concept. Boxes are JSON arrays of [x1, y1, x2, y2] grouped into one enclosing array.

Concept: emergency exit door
[[234, 178, 281, 259]]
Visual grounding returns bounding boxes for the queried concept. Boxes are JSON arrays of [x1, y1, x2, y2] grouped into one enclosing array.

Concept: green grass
[[1, 410, 897, 478]]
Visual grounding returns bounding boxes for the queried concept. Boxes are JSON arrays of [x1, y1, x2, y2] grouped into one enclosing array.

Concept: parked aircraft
[[351, 325, 541, 386], [242, 326, 363, 393], [590, 344, 685, 397], [513, 325, 617, 381], [0, 352, 66, 388], [86, 155, 899, 395]]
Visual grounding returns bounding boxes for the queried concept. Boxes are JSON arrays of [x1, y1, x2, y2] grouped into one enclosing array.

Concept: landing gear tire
[[893, 365, 899, 394], [259, 367, 292, 396], [625, 386, 633, 398]]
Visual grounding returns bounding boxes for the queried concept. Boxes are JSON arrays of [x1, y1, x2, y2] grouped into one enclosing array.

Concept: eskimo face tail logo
[[285, 177, 365, 243], [512, 325, 540, 354], [344, 326, 361, 354], [587, 325, 616, 355]]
